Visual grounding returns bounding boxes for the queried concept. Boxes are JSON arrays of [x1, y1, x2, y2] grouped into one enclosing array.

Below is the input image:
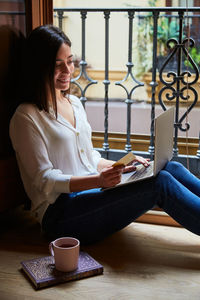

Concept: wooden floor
[[1, 207, 200, 300]]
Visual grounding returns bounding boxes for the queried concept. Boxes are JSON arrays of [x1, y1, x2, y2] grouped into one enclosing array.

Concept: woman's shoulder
[[69, 94, 82, 106], [15, 103, 39, 116], [9, 103, 39, 132], [69, 94, 85, 112], [10, 103, 41, 126]]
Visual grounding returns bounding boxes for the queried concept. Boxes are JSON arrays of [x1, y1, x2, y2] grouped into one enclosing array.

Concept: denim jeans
[[42, 161, 200, 245]]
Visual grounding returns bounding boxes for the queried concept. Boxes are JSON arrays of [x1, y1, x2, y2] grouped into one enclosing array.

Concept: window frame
[[25, 0, 53, 34]]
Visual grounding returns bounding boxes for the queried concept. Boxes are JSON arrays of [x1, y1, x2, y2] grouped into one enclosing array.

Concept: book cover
[[21, 251, 103, 289]]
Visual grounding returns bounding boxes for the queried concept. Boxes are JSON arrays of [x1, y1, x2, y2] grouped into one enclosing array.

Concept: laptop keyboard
[[126, 161, 154, 183]]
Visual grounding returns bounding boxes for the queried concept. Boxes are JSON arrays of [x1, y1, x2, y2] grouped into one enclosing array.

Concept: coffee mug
[[49, 237, 80, 272]]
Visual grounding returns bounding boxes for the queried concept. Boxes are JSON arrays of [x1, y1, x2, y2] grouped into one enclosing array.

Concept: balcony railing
[[55, 7, 199, 176], [0, 11, 26, 34]]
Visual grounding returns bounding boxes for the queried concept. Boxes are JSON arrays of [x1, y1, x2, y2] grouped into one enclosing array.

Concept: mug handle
[[49, 242, 54, 257]]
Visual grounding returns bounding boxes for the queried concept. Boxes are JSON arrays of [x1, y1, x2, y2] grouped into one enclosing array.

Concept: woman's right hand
[[98, 165, 124, 188]]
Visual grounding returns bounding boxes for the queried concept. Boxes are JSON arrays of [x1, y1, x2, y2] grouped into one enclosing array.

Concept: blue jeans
[[42, 161, 200, 245]]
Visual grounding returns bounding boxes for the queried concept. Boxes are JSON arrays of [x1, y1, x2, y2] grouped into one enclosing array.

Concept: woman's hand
[[122, 155, 150, 173], [133, 155, 150, 167], [97, 155, 150, 183], [122, 164, 137, 173], [98, 165, 124, 188]]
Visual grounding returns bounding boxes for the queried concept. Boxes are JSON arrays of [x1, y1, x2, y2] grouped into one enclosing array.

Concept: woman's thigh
[[42, 177, 158, 244]]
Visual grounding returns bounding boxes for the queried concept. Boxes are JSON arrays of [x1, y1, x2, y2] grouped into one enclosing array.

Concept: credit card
[[112, 152, 136, 167]]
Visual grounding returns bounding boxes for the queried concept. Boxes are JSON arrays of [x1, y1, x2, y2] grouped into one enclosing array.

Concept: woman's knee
[[158, 169, 172, 179], [164, 161, 183, 173], [156, 170, 174, 188]]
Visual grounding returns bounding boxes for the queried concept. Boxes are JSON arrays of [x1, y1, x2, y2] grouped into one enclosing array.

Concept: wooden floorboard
[[1, 206, 200, 300]]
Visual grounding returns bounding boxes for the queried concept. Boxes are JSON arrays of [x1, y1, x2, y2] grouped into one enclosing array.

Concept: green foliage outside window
[[184, 47, 200, 69]]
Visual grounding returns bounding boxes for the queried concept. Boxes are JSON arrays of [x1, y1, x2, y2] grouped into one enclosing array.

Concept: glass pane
[[0, 0, 26, 35]]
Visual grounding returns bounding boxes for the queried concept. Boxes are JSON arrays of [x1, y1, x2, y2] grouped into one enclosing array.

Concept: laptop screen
[[154, 107, 174, 175]]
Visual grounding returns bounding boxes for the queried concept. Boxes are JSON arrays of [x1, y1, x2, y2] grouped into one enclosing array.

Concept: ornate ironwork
[[0, 11, 25, 28], [71, 11, 97, 108], [102, 11, 111, 155], [57, 10, 64, 30], [115, 11, 144, 152], [158, 11, 199, 156], [149, 11, 159, 158]]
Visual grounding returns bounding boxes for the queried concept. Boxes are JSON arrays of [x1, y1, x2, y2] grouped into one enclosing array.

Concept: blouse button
[[80, 149, 84, 153], [76, 132, 79, 136]]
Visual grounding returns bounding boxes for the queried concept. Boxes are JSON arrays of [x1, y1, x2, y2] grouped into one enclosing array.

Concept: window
[[0, 0, 26, 34]]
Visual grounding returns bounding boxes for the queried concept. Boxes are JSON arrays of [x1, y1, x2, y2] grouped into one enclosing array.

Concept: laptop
[[114, 106, 174, 187]]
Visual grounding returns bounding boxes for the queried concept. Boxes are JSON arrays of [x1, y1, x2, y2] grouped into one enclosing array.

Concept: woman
[[9, 25, 200, 245]]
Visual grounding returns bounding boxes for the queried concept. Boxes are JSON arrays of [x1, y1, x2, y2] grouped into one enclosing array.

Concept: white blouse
[[9, 95, 102, 223]]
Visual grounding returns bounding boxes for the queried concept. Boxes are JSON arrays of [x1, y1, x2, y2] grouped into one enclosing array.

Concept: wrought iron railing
[[54, 7, 200, 176], [0, 11, 25, 29]]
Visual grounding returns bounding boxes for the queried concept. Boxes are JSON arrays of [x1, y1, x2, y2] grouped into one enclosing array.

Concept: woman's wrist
[[69, 174, 101, 192], [87, 174, 101, 188]]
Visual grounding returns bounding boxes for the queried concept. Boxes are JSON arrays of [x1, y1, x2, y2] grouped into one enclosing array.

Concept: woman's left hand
[[122, 155, 150, 173], [133, 155, 150, 167]]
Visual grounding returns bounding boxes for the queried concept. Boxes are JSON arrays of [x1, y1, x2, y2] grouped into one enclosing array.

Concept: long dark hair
[[22, 25, 71, 115]]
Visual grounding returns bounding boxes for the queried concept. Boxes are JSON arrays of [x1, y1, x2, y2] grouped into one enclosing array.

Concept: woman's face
[[54, 42, 74, 93]]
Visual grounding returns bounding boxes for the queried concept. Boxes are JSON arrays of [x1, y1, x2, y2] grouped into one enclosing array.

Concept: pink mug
[[49, 237, 80, 272]]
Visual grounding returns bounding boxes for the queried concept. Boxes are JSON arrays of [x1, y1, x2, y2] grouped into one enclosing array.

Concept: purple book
[[21, 251, 103, 289]]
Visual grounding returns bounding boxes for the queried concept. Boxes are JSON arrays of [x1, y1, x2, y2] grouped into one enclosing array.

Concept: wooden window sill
[[136, 210, 181, 227]]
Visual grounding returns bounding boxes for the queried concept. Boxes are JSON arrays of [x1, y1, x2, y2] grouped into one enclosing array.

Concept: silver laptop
[[116, 106, 174, 187]]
